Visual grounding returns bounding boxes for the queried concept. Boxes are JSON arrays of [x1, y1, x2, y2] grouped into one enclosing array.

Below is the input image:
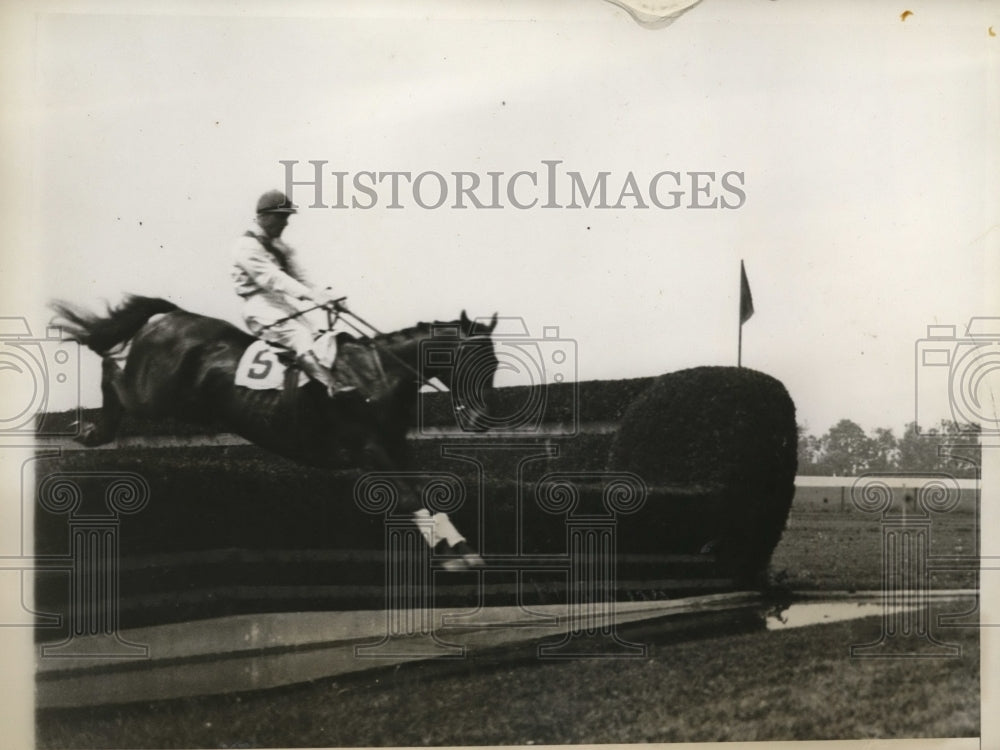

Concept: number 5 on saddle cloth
[[234, 333, 340, 391]]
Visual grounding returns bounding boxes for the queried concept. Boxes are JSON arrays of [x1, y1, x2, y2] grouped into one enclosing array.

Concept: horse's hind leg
[[76, 357, 126, 447]]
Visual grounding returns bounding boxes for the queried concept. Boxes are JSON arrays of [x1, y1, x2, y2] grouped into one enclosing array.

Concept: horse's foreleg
[[360, 440, 483, 569], [76, 357, 126, 447], [417, 509, 485, 570]]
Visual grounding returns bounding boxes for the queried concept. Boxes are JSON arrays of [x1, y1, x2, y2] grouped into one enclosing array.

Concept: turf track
[[36, 610, 979, 747]]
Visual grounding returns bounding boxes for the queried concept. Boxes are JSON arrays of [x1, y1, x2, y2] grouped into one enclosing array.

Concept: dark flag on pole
[[739, 260, 754, 325]]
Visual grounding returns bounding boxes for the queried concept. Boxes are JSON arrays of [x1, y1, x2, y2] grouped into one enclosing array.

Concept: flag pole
[[738, 310, 743, 367]]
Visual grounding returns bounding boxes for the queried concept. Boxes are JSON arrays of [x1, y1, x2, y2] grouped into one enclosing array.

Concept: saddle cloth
[[234, 332, 338, 390]]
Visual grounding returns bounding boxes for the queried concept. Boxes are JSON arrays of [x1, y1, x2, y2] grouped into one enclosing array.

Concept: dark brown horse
[[51, 295, 499, 567]]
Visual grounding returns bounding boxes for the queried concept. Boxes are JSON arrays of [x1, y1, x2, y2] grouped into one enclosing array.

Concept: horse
[[50, 295, 500, 568]]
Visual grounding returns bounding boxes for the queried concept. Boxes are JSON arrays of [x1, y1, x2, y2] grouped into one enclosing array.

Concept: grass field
[[771, 517, 978, 593], [770, 486, 978, 593], [36, 612, 979, 747]]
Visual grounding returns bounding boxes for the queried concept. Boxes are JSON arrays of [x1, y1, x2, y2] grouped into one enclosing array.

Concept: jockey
[[232, 189, 357, 398]]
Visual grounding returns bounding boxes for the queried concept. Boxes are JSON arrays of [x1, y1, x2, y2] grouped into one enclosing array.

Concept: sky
[[2, 0, 998, 436]]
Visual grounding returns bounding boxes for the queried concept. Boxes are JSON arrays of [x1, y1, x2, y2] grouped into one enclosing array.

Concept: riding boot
[[298, 351, 369, 402], [296, 351, 350, 397]]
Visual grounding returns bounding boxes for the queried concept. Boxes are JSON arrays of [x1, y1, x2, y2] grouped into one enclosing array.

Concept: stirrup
[[328, 385, 359, 396], [327, 384, 370, 403]]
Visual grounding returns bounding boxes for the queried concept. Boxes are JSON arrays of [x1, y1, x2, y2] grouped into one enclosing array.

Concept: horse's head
[[421, 310, 499, 432]]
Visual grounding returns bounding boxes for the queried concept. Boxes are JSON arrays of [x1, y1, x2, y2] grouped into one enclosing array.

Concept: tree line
[[797, 420, 981, 477]]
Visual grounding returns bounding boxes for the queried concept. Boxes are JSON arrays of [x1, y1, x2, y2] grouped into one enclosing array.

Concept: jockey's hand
[[315, 289, 343, 310]]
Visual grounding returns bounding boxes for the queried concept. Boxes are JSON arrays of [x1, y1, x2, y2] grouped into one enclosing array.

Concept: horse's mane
[[369, 321, 434, 346], [367, 317, 492, 346]]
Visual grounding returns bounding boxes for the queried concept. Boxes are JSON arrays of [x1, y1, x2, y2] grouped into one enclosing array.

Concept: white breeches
[[242, 294, 319, 358]]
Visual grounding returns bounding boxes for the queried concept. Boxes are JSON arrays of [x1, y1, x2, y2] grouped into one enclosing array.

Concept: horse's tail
[[50, 295, 179, 355]]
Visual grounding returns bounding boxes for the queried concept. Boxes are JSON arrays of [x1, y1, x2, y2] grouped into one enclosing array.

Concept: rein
[[332, 304, 448, 395], [256, 298, 457, 397]]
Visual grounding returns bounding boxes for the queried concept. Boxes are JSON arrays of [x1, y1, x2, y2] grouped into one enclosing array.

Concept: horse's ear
[[488, 312, 498, 331], [460, 309, 471, 332]]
